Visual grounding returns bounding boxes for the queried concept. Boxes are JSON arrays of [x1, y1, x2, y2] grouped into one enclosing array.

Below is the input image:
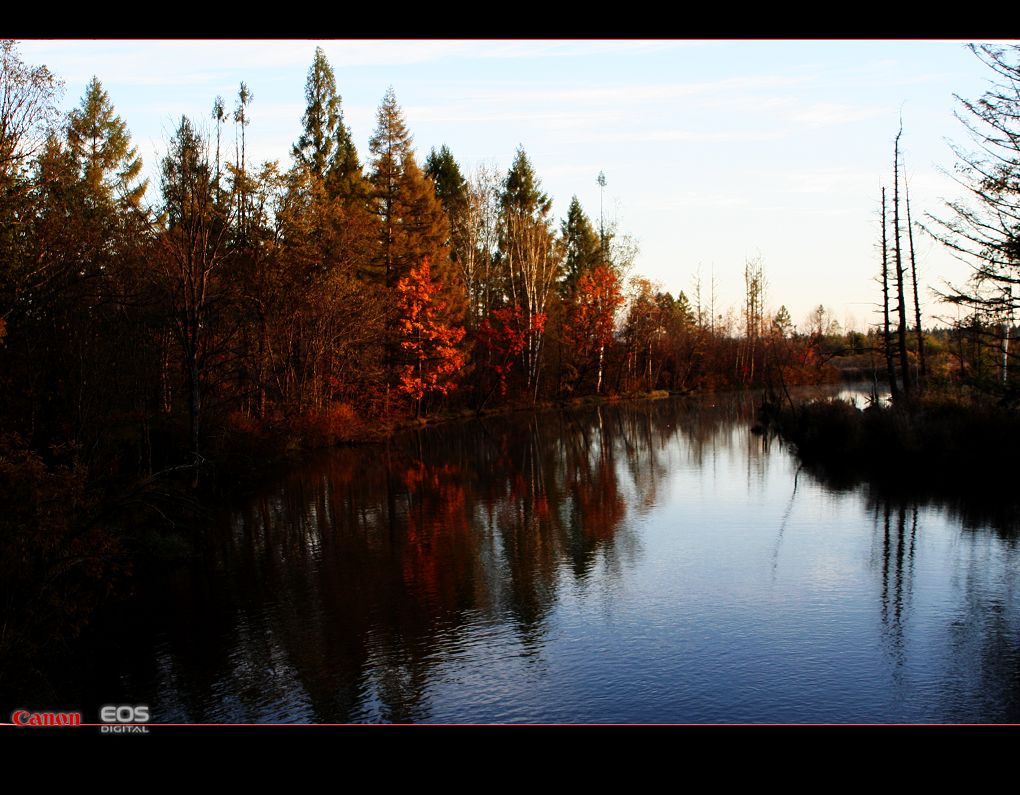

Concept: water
[[79, 389, 1020, 723]]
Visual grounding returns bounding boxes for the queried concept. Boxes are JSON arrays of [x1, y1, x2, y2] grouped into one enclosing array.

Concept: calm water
[[82, 390, 1020, 723]]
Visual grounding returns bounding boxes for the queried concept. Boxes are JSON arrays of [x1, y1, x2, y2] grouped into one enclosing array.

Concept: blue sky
[[16, 39, 1008, 330]]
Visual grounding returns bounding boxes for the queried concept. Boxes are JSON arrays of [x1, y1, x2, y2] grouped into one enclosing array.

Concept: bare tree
[[893, 124, 913, 396], [0, 40, 61, 180], [881, 187, 900, 400], [902, 159, 927, 385]]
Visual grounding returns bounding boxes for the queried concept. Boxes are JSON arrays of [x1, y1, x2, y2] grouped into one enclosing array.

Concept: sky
[[14, 39, 1012, 331]]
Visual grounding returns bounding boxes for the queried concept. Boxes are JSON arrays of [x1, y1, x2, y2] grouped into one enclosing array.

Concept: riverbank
[[208, 389, 678, 491], [763, 393, 1020, 505]]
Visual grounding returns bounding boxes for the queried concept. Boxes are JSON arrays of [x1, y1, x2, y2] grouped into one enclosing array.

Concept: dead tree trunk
[[903, 164, 927, 386], [893, 126, 913, 397], [881, 187, 900, 401]]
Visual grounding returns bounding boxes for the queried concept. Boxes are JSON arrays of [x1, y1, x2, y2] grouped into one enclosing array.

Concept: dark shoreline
[[762, 393, 1020, 532]]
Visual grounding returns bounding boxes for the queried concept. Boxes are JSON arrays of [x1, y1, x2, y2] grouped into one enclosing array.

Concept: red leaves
[[395, 257, 466, 404], [565, 264, 624, 357], [476, 304, 546, 396]]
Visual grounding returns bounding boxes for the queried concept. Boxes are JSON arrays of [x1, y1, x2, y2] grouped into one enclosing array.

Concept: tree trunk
[[893, 127, 912, 397], [881, 187, 900, 401], [903, 167, 926, 386]]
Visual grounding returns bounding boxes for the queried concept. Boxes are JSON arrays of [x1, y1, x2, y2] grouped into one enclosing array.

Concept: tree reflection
[[132, 403, 659, 721]]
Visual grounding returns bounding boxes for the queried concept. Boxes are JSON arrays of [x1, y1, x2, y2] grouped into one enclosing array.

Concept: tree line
[[0, 42, 849, 494]]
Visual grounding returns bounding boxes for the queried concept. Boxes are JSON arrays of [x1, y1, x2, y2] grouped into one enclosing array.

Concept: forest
[[0, 42, 855, 489], [2, 41, 1019, 684]]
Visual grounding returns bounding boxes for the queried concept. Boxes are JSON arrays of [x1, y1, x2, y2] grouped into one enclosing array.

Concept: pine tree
[[66, 77, 146, 210], [425, 144, 468, 215], [560, 196, 602, 297], [425, 144, 470, 271], [292, 47, 361, 197]]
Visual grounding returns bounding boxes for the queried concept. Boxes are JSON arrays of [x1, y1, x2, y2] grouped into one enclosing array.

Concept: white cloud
[[791, 102, 885, 127]]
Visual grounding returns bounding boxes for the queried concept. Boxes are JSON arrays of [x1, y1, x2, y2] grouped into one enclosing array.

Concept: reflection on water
[[83, 390, 1020, 723]]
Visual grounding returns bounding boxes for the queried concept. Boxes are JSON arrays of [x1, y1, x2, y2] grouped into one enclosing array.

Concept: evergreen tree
[[501, 146, 551, 219], [292, 47, 361, 198], [425, 144, 470, 267], [65, 77, 146, 210], [367, 87, 451, 293], [425, 144, 468, 220], [560, 196, 601, 296], [773, 305, 793, 337]]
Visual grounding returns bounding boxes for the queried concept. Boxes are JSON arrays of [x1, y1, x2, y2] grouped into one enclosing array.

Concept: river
[[73, 390, 1020, 723]]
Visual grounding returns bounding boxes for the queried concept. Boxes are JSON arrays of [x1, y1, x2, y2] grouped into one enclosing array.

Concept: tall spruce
[[292, 47, 361, 197], [424, 144, 470, 269], [560, 196, 602, 297]]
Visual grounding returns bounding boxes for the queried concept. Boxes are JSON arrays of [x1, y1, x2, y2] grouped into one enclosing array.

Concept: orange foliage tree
[[565, 263, 624, 393], [395, 257, 466, 416]]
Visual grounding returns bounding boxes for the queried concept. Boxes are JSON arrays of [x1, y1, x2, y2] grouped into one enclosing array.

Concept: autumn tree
[[623, 277, 663, 391], [459, 162, 503, 329], [475, 304, 540, 407], [395, 257, 465, 417], [368, 87, 452, 291], [0, 40, 61, 325], [564, 263, 624, 394], [273, 163, 386, 414], [0, 40, 60, 184], [0, 74, 155, 470], [66, 77, 146, 211], [738, 255, 766, 384]]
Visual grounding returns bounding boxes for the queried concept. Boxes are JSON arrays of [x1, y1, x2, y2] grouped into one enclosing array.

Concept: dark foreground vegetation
[[767, 394, 1020, 494]]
